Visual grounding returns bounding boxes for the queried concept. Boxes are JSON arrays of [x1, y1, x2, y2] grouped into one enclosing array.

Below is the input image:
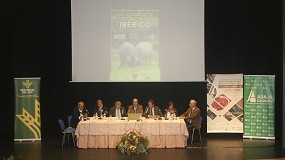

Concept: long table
[[75, 117, 189, 148]]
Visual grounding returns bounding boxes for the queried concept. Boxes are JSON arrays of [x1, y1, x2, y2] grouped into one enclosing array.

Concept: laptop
[[128, 113, 141, 121]]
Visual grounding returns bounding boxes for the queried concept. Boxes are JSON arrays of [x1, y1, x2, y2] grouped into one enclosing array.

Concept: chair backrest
[[199, 116, 202, 128], [68, 115, 73, 127], [58, 119, 65, 132]]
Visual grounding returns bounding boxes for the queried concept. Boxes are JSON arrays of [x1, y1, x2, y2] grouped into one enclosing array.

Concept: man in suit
[[180, 99, 201, 135], [127, 98, 143, 114], [71, 101, 88, 128], [109, 101, 127, 117], [93, 99, 109, 117], [143, 99, 163, 118]]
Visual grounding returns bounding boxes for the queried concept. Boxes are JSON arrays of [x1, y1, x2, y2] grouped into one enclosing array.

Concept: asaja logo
[[246, 90, 274, 103], [246, 90, 256, 102]]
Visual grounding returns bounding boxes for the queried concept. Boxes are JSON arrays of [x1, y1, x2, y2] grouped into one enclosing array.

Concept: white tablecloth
[[75, 117, 189, 148]]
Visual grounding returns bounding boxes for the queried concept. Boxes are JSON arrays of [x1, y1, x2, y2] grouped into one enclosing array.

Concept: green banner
[[14, 78, 41, 141], [243, 75, 275, 139]]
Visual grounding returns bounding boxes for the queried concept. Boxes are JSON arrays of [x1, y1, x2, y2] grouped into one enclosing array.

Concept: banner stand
[[206, 74, 244, 133], [14, 77, 41, 142], [243, 75, 275, 140]]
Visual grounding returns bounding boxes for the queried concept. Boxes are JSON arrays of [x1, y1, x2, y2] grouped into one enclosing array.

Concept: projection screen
[[71, 0, 204, 82]]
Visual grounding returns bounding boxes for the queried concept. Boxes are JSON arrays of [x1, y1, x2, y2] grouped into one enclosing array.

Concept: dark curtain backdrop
[[0, 0, 282, 144]]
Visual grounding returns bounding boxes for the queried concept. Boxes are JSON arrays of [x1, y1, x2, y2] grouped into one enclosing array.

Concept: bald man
[[127, 98, 143, 114], [71, 101, 88, 128], [180, 100, 201, 133]]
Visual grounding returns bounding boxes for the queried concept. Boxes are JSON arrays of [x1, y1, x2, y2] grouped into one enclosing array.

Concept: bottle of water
[[95, 112, 98, 119], [103, 113, 106, 119], [83, 114, 86, 121], [100, 111, 102, 119], [167, 112, 171, 119], [173, 113, 176, 120]]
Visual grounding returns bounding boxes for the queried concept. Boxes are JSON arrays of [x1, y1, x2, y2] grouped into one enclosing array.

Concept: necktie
[[189, 109, 193, 123], [100, 109, 103, 117]]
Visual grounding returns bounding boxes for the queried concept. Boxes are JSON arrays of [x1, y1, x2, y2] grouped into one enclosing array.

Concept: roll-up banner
[[14, 77, 41, 141], [207, 74, 244, 133], [243, 75, 275, 140]]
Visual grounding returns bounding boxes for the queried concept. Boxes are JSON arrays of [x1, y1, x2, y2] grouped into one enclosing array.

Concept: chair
[[67, 115, 76, 141], [191, 116, 202, 144], [67, 115, 76, 131], [58, 119, 75, 147], [68, 115, 73, 127]]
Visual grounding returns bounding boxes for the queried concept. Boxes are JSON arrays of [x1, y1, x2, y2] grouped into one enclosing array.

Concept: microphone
[[121, 109, 125, 120], [85, 109, 90, 120], [145, 108, 149, 113]]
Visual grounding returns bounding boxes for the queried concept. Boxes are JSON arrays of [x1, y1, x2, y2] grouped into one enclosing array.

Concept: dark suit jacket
[[71, 107, 88, 128], [143, 106, 163, 117], [180, 107, 201, 128], [109, 106, 127, 117], [93, 106, 109, 117], [127, 105, 143, 114]]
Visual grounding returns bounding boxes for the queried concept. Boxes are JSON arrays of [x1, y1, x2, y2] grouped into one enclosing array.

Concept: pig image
[[135, 42, 153, 65], [118, 42, 138, 68], [118, 41, 153, 68]]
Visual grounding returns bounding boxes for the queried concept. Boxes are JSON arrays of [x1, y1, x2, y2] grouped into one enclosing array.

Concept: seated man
[[109, 101, 127, 117], [71, 101, 88, 128], [127, 98, 143, 114], [143, 99, 163, 118], [93, 99, 109, 117], [180, 99, 201, 137]]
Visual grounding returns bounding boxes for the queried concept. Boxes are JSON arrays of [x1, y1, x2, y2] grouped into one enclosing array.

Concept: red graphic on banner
[[211, 94, 231, 111]]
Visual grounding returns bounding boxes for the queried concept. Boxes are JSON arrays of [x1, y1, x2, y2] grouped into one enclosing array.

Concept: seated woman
[[164, 102, 178, 118]]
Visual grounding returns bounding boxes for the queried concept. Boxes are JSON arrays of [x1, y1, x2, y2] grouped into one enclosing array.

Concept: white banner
[[207, 74, 243, 133]]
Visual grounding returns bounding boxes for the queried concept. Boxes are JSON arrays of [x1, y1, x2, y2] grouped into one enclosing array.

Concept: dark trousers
[[186, 123, 194, 132], [186, 122, 194, 140]]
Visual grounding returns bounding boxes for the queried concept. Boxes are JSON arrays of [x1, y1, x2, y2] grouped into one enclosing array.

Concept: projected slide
[[71, 0, 204, 82], [111, 10, 160, 81]]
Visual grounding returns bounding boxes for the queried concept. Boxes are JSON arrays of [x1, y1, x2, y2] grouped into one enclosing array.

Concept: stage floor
[[1, 134, 284, 160]]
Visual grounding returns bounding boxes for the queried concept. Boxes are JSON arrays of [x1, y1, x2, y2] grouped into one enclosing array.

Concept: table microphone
[[86, 110, 90, 120], [145, 108, 149, 113]]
